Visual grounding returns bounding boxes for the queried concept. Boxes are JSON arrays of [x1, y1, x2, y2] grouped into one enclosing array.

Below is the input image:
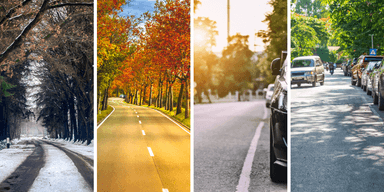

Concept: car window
[[367, 61, 377, 70], [316, 59, 322, 66], [292, 59, 314, 68], [269, 86, 274, 91]]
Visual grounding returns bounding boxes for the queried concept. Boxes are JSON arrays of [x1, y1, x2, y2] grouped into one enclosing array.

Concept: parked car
[[265, 84, 274, 108], [368, 60, 382, 96], [342, 61, 350, 76], [347, 58, 358, 77], [291, 56, 325, 87], [351, 55, 384, 86], [371, 60, 384, 107], [361, 61, 379, 92], [269, 51, 287, 182]]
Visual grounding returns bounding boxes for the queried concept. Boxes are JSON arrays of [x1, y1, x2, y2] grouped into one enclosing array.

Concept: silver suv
[[291, 56, 325, 87]]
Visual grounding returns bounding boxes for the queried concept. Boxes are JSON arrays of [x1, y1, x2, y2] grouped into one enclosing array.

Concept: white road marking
[[147, 147, 154, 156], [236, 122, 264, 192], [152, 110, 190, 135], [135, 111, 137, 114], [139, 120, 142, 124], [162, 189, 169, 192], [142, 130, 145, 135], [137, 115, 139, 118], [97, 105, 116, 129]]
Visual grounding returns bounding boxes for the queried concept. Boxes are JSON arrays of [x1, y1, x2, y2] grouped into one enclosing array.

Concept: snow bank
[[46, 138, 94, 160], [0, 140, 35, 182]]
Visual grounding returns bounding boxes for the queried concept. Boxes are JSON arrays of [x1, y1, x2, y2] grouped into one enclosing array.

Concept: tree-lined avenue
[[97, 97, 190, 192]]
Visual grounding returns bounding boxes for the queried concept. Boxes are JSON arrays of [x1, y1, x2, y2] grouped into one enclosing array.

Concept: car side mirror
[[271, 58, 281, 76]]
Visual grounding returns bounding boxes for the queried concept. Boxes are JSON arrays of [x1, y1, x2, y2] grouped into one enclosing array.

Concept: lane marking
[[162, 189, 169, 192], [137, 115, 139, 118], [147, 147, 154, 156], [97, 105, 116, 129], [139, 120, 142, 124], [236, 122, 264, 192], [135, 111, 137, 114], [142, 130, 146, 135], [123, 103, 190, 135], [152, 110, 190, 135]]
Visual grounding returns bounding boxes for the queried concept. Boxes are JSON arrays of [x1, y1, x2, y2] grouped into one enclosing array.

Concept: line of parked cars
[[351, 54, 384, 109]]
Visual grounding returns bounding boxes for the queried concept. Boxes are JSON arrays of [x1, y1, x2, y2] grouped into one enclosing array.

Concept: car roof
[[292, 56, 320, 60], [359, 55, 384, 58], [267, 84, 274, 88]]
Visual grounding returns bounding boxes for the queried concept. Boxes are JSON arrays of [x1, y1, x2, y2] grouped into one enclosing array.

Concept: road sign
[[370, 48, 377, 56]]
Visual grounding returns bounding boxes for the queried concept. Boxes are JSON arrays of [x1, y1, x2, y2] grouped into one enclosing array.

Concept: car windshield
[[366, 61, 377, 70], [269, 86, 274, 91], [292, 59, 314, 68], [368, 61, 381, 70]]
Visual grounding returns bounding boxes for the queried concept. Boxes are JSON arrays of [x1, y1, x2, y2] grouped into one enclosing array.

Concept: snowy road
[[0, 138, 94, 192]]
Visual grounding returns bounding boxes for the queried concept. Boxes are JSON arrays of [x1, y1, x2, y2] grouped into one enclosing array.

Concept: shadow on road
[[291, 69, 384, 191]]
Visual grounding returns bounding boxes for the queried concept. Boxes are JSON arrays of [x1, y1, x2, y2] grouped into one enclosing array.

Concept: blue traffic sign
[[370, 49, 377, 56]]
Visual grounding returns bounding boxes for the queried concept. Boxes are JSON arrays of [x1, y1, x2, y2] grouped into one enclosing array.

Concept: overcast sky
[[195, 0, 273, 53]]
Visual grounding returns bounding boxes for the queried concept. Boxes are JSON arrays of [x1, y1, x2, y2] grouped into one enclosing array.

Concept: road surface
[[97, 98, 190, 192], [291, 68, 384, 191], [0, 139, 93, 192], [194, 101, 286, 192]]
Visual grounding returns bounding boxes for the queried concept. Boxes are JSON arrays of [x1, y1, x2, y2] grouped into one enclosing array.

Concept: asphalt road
[[194, 101, 286, 192], [97, 98, 190, 192], [291, 68, 384, 191]]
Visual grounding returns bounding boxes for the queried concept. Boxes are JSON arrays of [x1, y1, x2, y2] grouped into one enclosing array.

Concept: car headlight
[[304, 71, 313, 76], [278, 91, 287, 111]]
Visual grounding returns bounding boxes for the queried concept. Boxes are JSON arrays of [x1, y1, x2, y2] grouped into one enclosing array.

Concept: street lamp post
[[227, 0, 230, 44]]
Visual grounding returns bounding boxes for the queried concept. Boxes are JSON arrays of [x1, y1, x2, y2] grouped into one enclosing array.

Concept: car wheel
[[320, 81, 324, 86], [357, 77, 361, 87], [363, 85, 366, 91], [367, 88, 372, 95], [297, 83, 301, 87], [312, 78, 316, 87], [373, 91, 379, 105], [270, 126, 285, 183], [379, 90, 384, 110], [351, 76, 356, 85]]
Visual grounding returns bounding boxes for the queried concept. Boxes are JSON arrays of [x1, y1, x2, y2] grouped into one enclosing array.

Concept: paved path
[[97, 98, 190, 192], [292, 68, 384, 191], [194, 101, 286, 192]]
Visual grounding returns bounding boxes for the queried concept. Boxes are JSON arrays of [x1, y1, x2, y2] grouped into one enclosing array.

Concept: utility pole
[[227, 0, 230, 44], [369, 34, 374, 49]]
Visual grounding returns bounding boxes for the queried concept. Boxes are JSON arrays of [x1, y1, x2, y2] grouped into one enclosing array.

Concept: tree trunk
[[143, 85, 147, 105], [169, 84, 173, 112], [139, 87, 143, 106], [185, 80, 189, 119], [164, 82, 169, 110], [149, 84, 153, 106], [134, 89, 138, 105], [176, 80, 184, 115]]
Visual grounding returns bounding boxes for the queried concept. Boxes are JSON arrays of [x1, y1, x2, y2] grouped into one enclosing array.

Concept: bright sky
[[194, 0, 273, 53], [119, 0, 156, 17]]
